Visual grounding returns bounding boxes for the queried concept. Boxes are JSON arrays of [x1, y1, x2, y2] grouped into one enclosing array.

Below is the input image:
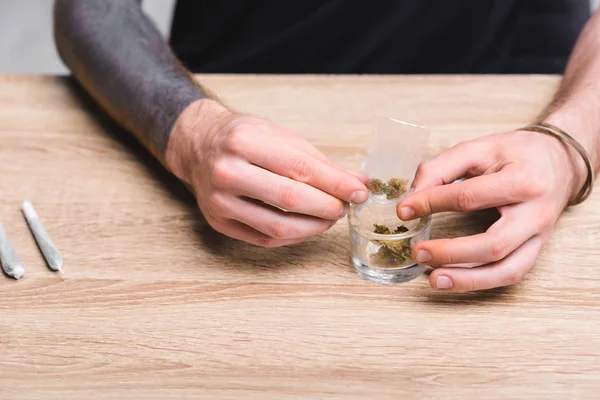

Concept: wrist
[[542, 88, 600, 165], [536, 113, 592, 204], [165, 98, 235, 185]]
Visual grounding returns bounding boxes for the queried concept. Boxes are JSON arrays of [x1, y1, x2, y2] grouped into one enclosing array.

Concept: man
[[54, 1, 598, 292]]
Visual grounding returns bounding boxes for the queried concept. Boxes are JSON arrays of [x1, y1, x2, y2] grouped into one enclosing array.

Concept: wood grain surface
[[0, 75, 599, 399]]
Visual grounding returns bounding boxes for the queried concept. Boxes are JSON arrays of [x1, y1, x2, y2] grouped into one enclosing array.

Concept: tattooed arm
[[53, 0, 367, 247], [54, 0, 206, 160]]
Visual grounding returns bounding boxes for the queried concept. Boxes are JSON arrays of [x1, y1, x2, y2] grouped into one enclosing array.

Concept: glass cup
[[348, 198, 432, 284], [350, 116, 431, 284]]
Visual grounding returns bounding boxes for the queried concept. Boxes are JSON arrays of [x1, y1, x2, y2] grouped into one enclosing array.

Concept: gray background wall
[[0, 0, 176, 73], [0, 0, 597, 74]]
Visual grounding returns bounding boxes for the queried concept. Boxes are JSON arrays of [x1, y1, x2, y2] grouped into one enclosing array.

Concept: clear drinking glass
[[349, 116, 431, 284], [348, 201, 431, 284]]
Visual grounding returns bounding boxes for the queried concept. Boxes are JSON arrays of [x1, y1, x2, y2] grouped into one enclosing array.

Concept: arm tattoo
[[53, 0, 206, 160]]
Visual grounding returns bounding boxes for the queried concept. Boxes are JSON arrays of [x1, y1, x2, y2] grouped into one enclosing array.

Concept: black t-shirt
[[169, 0, 590, 74]]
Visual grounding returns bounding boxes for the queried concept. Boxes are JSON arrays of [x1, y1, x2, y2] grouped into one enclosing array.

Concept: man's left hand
[[396, 130, 587, 292]]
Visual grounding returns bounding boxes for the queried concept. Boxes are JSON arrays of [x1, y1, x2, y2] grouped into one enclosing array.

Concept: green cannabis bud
[[366, 178, 409, 200], [373, 224, 408, 235], [371, 224, 412, 264], [366, 178, 386, 196]]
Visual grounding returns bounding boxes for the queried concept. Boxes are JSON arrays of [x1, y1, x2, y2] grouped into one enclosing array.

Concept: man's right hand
[[54, 0, 367, 248], [166, 99, 368, 247]]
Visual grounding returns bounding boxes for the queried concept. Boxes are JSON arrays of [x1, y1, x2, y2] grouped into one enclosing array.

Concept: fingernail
[[399, 207, 415, 220], [436, 275, 453, 290], [350, 191, 367, 204], [415, 249, 431, 263], [339, 203, 349, 218]]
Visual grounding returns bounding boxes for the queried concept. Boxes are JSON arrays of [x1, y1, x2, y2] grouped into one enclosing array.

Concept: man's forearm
[[54, 0, 207, 161], [540, 11, 600, 178]]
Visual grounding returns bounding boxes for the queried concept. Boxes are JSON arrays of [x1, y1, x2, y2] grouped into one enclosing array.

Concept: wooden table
[[1, 75, 599, 399]]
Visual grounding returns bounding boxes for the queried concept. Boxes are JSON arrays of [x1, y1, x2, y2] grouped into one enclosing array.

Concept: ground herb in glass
[[371, 224, 412, 265], [364, 177, 412, 265]]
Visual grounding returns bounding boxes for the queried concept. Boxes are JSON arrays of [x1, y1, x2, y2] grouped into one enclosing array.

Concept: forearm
[[53, 0, 208, 162], [539, 11, 600, 178]]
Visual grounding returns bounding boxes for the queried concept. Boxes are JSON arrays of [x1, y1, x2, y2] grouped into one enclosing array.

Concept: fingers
[[210, 219, 309, 248], [227, 133, 368, 204], [290, 141, 369, 184], [213, 161, 349, 220], [287, 139, 369, 183], [217, 195, 336, 240], [410, 141, 493, 191], [428, 235, 544, 292], [397, 166, 540, 220], [412, 204, 539, 266]]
